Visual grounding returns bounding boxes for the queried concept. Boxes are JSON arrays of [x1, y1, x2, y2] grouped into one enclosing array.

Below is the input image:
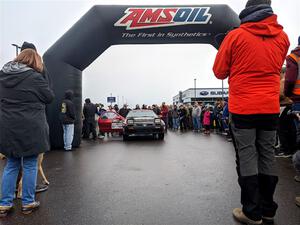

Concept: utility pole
[[222, 80, 224, 100], [194, 78, 197, 103], [11, 44, 21, 56]]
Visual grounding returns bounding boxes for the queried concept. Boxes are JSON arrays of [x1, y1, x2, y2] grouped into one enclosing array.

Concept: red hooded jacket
[[213, 15, 290, 115]]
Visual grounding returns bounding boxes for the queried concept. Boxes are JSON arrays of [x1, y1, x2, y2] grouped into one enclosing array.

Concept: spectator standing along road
[[284, 35, 300, 207], [82, 98, 98, 140], [213, 0, 290, 224], [61, 90, 76, 151], [119, 104, 130, 118], [0, 49, 54, 216], [161, 102, 169, 131], [192, 102, 201, 132], [171, 105, 179, 130], [284, 36, 300, 148]]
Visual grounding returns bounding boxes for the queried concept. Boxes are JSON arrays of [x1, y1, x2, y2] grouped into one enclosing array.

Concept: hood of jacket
[[0, 61, 34, 88], [239, 5, 283, 37]]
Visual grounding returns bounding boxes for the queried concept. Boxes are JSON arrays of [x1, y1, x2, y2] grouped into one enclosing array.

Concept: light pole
[[222, 80, 224, 100], [194, 78, 197, 103], [11, 44, 21, 56]]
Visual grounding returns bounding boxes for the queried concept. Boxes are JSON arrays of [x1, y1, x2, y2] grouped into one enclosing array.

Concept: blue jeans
[[63, 124, 74, 150], [192, 116, 200, 130], [172, 118, 179, 129], [0, 155, 38, 206]]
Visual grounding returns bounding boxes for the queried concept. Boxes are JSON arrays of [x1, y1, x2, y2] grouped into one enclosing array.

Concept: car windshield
[[101, 112, 117, 119], [127, 110, 156, 118]]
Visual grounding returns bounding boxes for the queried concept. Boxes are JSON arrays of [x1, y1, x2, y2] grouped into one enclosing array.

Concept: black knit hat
[[21, 41, 37, 51], [246, 0, 271, 8]]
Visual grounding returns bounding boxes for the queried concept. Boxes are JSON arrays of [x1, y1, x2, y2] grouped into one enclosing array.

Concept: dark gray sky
[[1, 0, 299, 107]]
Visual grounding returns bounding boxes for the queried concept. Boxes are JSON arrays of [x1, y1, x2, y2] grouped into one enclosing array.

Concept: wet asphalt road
[[0, 131, 299, 225]]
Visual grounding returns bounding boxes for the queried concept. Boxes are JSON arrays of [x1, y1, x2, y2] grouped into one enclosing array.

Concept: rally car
[[123, 110, 165, 141], [98, 111, 125, 135]]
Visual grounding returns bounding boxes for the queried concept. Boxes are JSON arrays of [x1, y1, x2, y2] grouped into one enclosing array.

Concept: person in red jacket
[[213, 1, 290, 224], [160, 102, 169, 131]]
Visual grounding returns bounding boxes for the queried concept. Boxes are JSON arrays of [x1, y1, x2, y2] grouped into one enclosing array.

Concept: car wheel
[[159, 133, 164, 140], [123, 134, 129, 141]]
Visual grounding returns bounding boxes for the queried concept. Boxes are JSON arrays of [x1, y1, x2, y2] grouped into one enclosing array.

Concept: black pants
[[278, 108, 297, 154], [83, 120, 96, 139], [230, 123, 278, 221], [180, 117, 187, 131], [168, 116, 173, 129]]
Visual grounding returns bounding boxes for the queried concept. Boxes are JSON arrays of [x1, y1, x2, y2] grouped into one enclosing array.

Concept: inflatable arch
[[43, 5, 240, 149]]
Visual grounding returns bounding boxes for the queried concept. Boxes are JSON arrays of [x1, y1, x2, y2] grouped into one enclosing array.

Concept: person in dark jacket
[[61, 90, 76, 151], [0, 49, 54, 216], [171, 105, 179, 130], [213, 1, 289, 224], [284, 39, 300, 205], [118, 104, 130, 118], [284, 36, 300, 148], [179, 105, 188, 131], [82, 98, 97, 140]]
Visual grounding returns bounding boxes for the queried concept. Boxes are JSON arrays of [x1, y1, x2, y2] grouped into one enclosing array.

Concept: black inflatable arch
[[43, 5, 240, 149]]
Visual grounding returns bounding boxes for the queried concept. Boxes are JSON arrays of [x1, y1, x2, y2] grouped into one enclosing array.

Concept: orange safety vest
[[290, 53, 300, 95]]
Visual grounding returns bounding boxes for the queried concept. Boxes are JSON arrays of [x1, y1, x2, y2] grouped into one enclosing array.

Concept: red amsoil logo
[[114, 7, 212, 30]]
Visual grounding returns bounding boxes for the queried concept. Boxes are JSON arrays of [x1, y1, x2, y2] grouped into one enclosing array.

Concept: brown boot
[[0, 205, 13, 217], [22, 201, 40, 215], [233, 208, 262, 225]]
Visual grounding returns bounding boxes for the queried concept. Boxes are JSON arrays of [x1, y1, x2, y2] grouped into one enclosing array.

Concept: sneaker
[[296, 197, 300, 207], [282, 153, 292, 158], [22, 201, 40, 215], [294, 176, 300, 183], [275, 151, 284, 157], [275, 153, 292, 158], [262, 216, 274, 224], [232, 208, 262, 225], [0, 205, 13, 217], [36, 184, 48, 193]]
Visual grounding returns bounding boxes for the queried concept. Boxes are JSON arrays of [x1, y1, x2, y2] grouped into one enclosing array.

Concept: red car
[[98, 111, 125, 135]]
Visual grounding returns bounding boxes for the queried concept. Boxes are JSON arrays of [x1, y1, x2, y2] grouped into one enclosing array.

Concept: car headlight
[[154, 118, 161, 124], [127, 119, 134, 125]]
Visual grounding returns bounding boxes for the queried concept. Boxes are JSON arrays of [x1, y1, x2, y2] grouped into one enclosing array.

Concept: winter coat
[[284, 47, 300, 102], [179, 108, 186, 118], [61, 91, 75, 124], [222, 103, 229, 120], [213, 5, 290, 115], [83, 102, 97, 123], [0, 61, 54, 158], [161, 106, 168, 118], [192, 106, 201, 117], [118, 107, 130, 118], [171, 108, 179, 118], [203, 111, 211, 126]]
